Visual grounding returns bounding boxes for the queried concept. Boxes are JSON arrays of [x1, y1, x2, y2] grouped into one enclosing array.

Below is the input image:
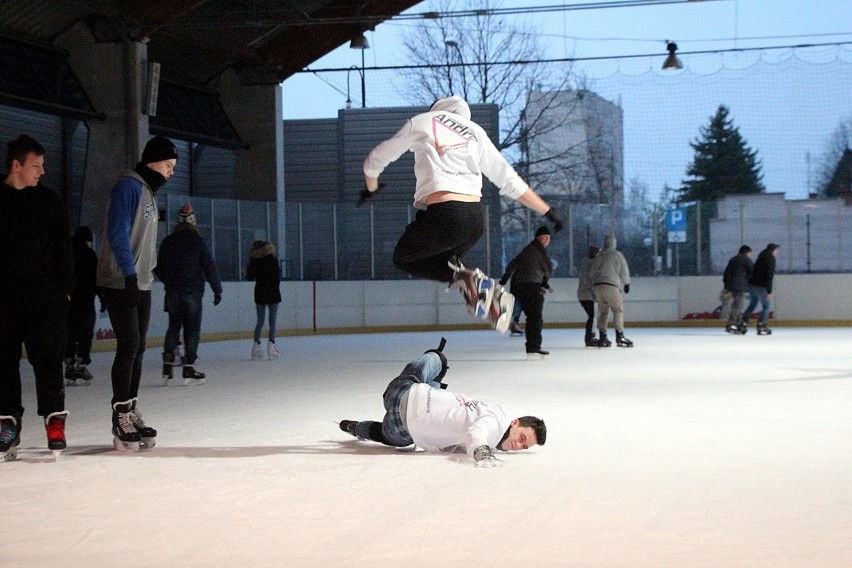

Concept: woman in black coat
[[246, 241, 282, 359]]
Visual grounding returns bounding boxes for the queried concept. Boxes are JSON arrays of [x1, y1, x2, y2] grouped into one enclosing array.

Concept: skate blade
[[140, 437, 157, 450], [616, 343, 634, 348], [75, 378, 91, 386], [1, 447, 19, 462], [183, 378, 206, 386], [51, 449, 63, 460], [526, 352, 550, 360], [113, 437, 141, 453]]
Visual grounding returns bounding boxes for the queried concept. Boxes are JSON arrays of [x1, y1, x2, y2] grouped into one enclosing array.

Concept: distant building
[[523, 89, 624, 206]]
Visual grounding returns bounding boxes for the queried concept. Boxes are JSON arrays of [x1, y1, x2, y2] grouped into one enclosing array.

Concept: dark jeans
[[0, 287, 67, 417], [743, 286, 772, 325], [353, 353, 444, 447], [393, 201, 484, 283], [580, 300, 595, 338], [101, 287, 151, 405], [66, 302, 96, 364], [164, 291, 203, 364], [513, 283, 545, 352]]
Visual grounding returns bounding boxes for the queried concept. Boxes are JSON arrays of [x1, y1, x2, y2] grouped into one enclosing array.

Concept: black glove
[[124, 275, 140, 308], [356, 182, 385, 207], [214, 292, 222, 306], [544, 208, 564, 232], [624, 284, 630, 294]]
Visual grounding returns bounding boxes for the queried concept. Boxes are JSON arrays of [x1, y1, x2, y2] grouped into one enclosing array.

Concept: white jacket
[[363, 96, 528, 209], [404, 383, 511, 458]]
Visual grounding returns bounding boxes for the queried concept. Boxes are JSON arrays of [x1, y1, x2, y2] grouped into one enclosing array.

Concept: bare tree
[[815, 117, 852, 197]]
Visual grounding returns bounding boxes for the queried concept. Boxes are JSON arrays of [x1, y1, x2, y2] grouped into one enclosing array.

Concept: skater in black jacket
[[0, 134, 73, 459], [741, 243, 779, 334], [722, 245, 753, 333], [499, 226, 554, 359], [65, 226, 100, 386]]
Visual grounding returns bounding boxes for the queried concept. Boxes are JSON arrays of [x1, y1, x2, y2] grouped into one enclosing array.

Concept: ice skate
[[725, 323, 740, 334], [526, 349, 550, 360], [598, 330, 612, 348], [616, 331, 634, 348], [162, 352, 175, 383], [447, 258, 495, 320], [0, 414, 22, 462], [130, 398, 157, 449], [112, 399, 141, 453], [509, 323, 524, 336], [182, 365, 206, 386], [74, 358, 92, 386], [64, 358, 77, 386], [756, 322, 772, 335], [584, 334, 599, 347], [45, 411, 68, 458], [339, 420, 358, 437], [251, 341, 263, 360], [488, 286, 515, 333], [267, 341, 280, 360]]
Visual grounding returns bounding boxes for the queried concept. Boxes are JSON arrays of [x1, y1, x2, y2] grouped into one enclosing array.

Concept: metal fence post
[[333, 203, 339, 280], [696, 200, 702, 275], [484, 203, 491, 275], [369, 203, 375, 280], [298, 202, 304, 280], [567, 203, 574, 276]]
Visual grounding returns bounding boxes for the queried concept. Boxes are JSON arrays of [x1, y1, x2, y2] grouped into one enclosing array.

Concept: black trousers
[[66, 302, 96, 364], [0, 288, 67, 417], [393, 201, 484, 283], [580, 300, 595, 338], [513, 283, 545, 353], [100, 287, 151, 405]]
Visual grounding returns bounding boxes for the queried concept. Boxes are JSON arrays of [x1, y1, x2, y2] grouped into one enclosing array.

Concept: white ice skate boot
[[267, 341, 280, 360], [251, 341, 263, 360]]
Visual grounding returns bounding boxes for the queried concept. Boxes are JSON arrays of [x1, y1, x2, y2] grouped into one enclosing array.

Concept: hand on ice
[[474, 445, 503, 468]]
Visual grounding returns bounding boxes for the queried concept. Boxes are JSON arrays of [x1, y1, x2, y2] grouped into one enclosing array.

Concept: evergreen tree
[[680, 105, 765, 201]]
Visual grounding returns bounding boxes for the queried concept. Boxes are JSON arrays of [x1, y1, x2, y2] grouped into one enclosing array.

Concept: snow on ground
[[2, 327, 850, 568]]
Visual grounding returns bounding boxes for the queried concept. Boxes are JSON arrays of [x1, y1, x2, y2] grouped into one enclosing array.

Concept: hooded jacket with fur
[[246, 242, 281, 305], [363, 96, 528, 210]]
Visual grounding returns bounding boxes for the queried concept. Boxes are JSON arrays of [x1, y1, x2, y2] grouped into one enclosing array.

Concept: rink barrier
[[74, 273, 852, 353]]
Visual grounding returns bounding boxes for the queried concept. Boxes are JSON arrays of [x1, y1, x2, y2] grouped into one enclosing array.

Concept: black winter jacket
[[246, 246, 281, 305], [500, 239, 553, 289], [70, 236, 98, 307], [750, 248, 777, 293], [0, 180, 72, 295], [722, 252, 754, 293], [154, 225, 222, 295]]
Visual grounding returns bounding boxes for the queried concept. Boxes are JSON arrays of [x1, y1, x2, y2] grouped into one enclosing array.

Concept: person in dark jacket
[[65, 226, 100, 386], [577, 246, 600, 347], [722, 245, 753, 333], [499, 226, 554, 360], [246, 240, 282, 360], [0, 134, 73, 459], [741, 243, 779, 334], [154, 203, 222, 384]]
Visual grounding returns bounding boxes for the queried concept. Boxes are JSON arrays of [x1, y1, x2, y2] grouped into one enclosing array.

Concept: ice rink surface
[[2, 327, 850, 568]]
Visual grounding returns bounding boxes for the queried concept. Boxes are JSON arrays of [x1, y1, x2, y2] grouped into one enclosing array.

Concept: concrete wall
[[96, 273, 851, 348]]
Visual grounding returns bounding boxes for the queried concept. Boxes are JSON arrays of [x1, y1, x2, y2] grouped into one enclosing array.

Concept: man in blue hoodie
[[97, 135, 178, 452], [154, 203, 222, 384]]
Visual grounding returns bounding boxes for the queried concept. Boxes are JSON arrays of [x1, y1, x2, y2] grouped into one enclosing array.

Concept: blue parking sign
[[667, 208, 687, 243]]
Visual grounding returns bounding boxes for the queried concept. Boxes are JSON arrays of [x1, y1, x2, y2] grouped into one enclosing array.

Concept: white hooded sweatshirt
[[363, 96, 528, 209], [404, 383, 511, 458]]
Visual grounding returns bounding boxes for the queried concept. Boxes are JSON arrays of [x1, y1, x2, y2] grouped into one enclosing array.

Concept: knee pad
[[424, 337, 449, 382]]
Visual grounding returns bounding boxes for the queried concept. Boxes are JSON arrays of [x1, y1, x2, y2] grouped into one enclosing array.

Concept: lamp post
[[349, 32, 370, 108], [444, 39, 458, 95]]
